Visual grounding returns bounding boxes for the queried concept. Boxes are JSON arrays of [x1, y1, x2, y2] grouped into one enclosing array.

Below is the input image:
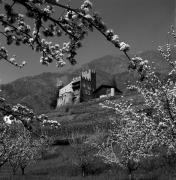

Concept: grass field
[[44, 93, 144, 139], [1, 144, 176, 180], [0, 145, 127, 180]]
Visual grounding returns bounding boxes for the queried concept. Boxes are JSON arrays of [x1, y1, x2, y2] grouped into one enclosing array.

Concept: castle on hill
[[56, 69, 122, 108]]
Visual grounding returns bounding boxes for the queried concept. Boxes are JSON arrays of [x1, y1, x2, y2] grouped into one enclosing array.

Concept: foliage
[[0, 120, 51, 175], [94, 28, 176, 179], [0, 102, 59, 170], [0, 0, 130, 68], [0, 121, 16, 168], [8, 127, 37, 174]]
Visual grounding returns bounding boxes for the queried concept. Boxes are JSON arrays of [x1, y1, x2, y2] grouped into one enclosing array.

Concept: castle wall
[[110, 88, 115, 96], [59, 83, 73, 96], [57, 92, 73, 107], [73, 89, 80, 103], [99, 88, 114, 98], [93, 86, 121, 99], [57, 82, 74, 107]]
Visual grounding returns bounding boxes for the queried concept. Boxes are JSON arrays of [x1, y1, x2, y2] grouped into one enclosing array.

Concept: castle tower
[[80, 69, 96, 102], [56, 79, 63, 98]]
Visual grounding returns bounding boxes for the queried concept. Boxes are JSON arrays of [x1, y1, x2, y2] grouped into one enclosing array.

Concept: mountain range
[[0, 49, 173, 114]]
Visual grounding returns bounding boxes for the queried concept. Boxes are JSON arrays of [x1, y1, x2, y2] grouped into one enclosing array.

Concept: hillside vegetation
[[0, 50, 174, 114]]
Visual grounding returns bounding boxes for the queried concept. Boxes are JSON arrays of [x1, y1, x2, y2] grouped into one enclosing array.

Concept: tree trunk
[[21, 167, 25, 175], [127, 158, 138, 180], [12, 168, 16, 175], [81, 164, 86, 177], [128, 170, 135, 180]]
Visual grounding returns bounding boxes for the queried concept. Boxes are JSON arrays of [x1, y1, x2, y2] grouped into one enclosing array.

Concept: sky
[[0, 0, 174, 84]]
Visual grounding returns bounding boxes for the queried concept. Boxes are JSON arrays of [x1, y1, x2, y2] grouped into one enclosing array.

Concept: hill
[[0, 49, 173, 114]]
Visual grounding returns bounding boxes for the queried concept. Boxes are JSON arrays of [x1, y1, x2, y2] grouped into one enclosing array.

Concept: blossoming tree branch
[[94, 28, 176, 179], [0, 0, 131, 68]]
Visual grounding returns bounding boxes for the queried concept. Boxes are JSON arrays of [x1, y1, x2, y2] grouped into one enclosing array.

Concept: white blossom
[[4, 27, 12, 33], [119, 42, 130, 52], [112, 34, 119, 43]]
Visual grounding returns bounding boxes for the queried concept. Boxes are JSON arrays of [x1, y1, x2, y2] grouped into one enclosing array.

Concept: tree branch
[[15, 0, 77, 39], [45, 0, 134, 61]]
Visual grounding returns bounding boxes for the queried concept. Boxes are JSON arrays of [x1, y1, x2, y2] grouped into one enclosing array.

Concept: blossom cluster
[[38, 114, 60, 128], [0, 124, 50, 174], [3, 115, 21, 125], [0, 100, 60, 130], [0, 46, 26, 68], [0, 0, 131, 68], [93, 29, 176, 169], [0, 99, 54, 169], [119, 42, 130, 52], [158, 44, 172, 64]]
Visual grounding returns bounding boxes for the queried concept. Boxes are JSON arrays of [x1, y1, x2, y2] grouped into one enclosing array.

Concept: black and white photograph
[[0, 0, 175, 179]]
